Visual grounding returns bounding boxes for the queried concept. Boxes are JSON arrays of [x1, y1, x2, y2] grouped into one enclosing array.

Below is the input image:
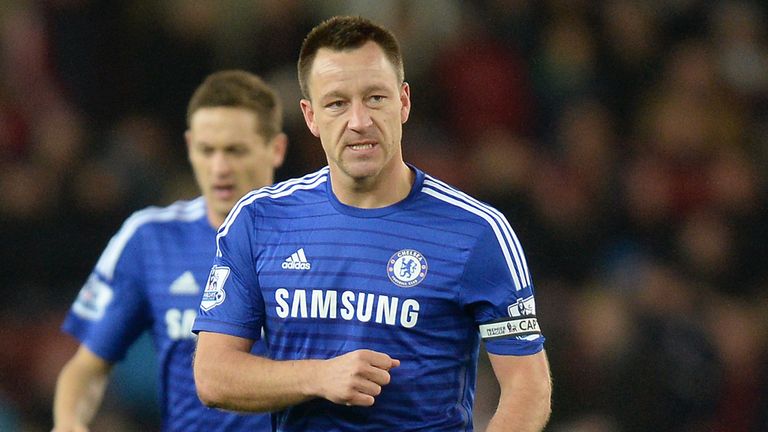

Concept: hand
[[317, 349, 400, 407]]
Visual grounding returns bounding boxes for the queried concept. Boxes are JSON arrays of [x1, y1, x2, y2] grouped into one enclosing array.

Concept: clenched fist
[[316, 349, 400, 407]]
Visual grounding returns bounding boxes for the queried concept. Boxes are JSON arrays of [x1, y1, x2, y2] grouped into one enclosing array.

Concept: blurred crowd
[[0, 1, 767, 431]]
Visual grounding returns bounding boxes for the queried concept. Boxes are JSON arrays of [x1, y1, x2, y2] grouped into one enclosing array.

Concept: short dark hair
[[187, 70, 282, 140], [298, 16, 404, 99]]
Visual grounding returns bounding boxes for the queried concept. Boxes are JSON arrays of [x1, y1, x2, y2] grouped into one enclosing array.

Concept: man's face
[[300, 41, 410, 184], [186, 107, 285, 226]]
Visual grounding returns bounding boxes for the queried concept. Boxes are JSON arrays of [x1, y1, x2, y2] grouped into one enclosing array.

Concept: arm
[[485, 350, 551, 432], [52, 345, 114, 432], [193, 331, 399, 412]]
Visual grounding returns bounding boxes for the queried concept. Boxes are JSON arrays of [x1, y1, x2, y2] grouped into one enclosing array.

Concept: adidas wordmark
[[282, 248, 311, 270]]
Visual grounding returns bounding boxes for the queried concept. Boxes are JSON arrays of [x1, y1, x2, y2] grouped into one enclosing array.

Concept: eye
[[227, 146, 248, 156], [325, 100, 346, 109], [369, 95, 386, 104]]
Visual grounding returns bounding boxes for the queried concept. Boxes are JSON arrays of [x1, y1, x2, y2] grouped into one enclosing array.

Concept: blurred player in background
[[192, 16, 551, 431], [52, 70, 286, 432]]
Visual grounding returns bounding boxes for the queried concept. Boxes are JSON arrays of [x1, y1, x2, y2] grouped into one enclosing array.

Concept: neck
[[207, 210, 224, 230], [331, 162, 414, 208]]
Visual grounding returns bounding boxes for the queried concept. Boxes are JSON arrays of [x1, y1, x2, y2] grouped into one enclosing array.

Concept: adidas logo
[[282, 248, 311, 270], [169, 271, 201, 295]]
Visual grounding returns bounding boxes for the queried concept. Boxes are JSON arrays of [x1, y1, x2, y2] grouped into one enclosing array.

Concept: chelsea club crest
[[387, 249, 428, 287]]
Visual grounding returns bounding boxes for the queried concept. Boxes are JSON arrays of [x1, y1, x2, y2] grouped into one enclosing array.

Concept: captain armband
[[479, 317, 541, 340]]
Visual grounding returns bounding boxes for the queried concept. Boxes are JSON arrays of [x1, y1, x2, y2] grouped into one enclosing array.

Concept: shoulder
[[123, 197, 207, 232], [94, 197, 206, 278], [419, 174, 532, 289], [214, 168, 329, 255], [225, 168, 329, 220], [418, 173, 508, 228], [255, 167, 329, 203]]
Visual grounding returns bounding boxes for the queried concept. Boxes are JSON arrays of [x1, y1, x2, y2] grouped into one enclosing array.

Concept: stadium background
[[1, 1, 767, 431]]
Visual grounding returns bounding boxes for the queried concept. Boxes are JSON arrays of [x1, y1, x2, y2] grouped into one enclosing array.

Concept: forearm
[[194, 347, 321, 412], [53, 353, 110, 431], [194, 332, 400, 412], [485, 389, 550, 432], [485, 350, 552, 432]]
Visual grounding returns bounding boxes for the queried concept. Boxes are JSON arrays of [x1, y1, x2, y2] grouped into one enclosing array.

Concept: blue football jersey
[[193, 167, 544, 431], [62, 197, 270, 432]]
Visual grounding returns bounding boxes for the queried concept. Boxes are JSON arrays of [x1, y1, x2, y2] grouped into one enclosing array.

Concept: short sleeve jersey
[[193, 167, 544, 431], [62, 197, 270, 432]]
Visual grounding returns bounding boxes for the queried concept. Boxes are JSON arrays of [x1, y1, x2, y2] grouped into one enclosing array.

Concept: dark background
[[1, 1, 767, 431]]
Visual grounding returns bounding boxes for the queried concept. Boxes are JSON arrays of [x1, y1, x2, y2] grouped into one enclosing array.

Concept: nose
[[347, 100, 373, 132], [210, 151, 232, 177]]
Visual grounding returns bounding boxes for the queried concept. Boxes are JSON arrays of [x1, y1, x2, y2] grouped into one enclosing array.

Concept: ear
[[270, 132, 288, 169], [300, 99, 320, 137], [400, 82, 411, 124]]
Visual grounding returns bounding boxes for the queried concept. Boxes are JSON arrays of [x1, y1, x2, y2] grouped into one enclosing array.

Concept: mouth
[[211, 185, 236, 200], [349, 143, 374, 150], [346, 140, 378, 151]]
